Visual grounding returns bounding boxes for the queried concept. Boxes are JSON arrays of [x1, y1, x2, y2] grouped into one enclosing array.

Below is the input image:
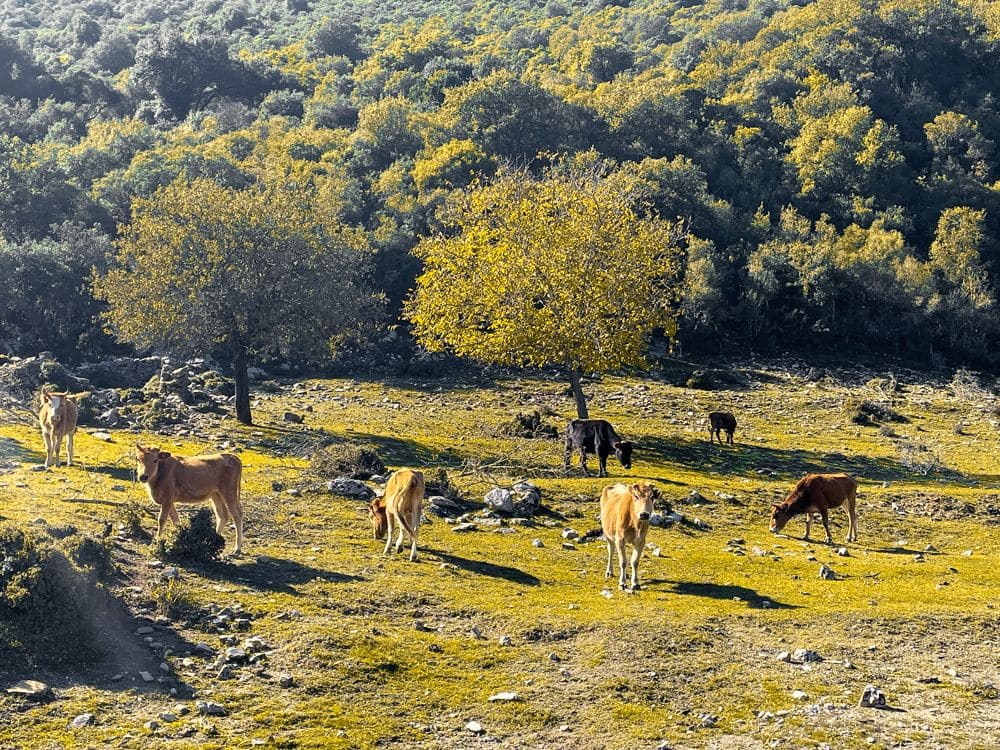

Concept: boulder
[[325, 478, 374, 500], [484, 488, 514, 514]]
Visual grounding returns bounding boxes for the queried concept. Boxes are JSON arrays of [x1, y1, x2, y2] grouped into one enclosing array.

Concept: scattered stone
[[488, 692, 519, 702], [785, 649, 822, 664], [279, 673, 294, 688], [90, 431, 113, 442], [324, 477, 373, 500], [465, 720, 484, 734], [836, 547, 849, 557], [499, 635, 513, 647], [136, 626, 154, 635], [428, 643, 443, 653], [7, 680, 53, 701], [426, 495, 465, 518], [698, 713, 718, 728], [159, 712, 178, 723], [913, 553, 926, 562], [600, 589, 613, 599], [924, 544, 938, 553], [451, 523, 477, 533], [792, 690, 808, 700], [819, 564, 836, 579], [225, 647, 247, 662], [561, 542, 576, 550], [484, 488, 514, 514], [561, 528, 579, 540], [283, 411, 304, 424], [531, 538, 544, 548], [144, 720, 160, 732], [217, 665, 236, 680], [174, 704, 190, 716], [859, 685, 887, 708], [196, 701, 227, 717], [139, 671, 154, 682], [687, 490, 707, 504], [962, 549, 973, 556], [69, 713, 94, 728], [162, 566, 180, 581], [561, 725, 572, 733]]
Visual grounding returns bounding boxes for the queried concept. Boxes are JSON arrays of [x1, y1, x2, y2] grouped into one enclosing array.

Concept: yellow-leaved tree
[[95, 177, 382, 425], [405, 158, 684, 418]]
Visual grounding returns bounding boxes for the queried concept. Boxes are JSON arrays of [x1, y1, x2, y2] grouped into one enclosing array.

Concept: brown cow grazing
[[38, 391, 78, 468], [600, 482, 657, 591], [369, 469, 424, 562], [770, 473, 858, 544], [135, 444, 244, 555], [708, 411, 737, 445]]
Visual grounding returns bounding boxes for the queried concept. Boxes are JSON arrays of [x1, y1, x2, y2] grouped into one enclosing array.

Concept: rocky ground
[[0, 358, 998, 749]]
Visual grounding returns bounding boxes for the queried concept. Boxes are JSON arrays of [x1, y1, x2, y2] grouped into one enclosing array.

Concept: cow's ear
[[135, 442, 145, 453], [157, 451, 171, 460]]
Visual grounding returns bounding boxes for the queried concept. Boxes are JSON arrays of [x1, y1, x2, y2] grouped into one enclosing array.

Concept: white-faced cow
[[600, 482, 657, 591], [708, 411, 737, 445], [369, 468, 424, 562], [564, 419, 634, 478], [38, 391, 78, 468], [770, 472, 858, 544], [135, 444, 244, 555]]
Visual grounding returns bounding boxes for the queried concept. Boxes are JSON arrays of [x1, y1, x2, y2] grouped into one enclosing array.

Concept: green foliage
[[155, 507, 225, 563]]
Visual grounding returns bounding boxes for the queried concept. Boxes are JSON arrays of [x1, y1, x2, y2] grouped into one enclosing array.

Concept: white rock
[[488, 692, 519, 702], [69, 713, 94, 728], [792, 690, 808, 700], [465, 720, 484, 734]]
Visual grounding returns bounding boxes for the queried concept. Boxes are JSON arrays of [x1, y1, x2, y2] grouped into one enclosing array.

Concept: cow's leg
[[66, 431, 74, 466], [727, 430, 734, 445], [628, 545, 642, 590], [52, 432, 64, 467], [597, 452, 608, 478], [616, 539, 628, 589], [383, 513, 395, 555], [228, 496, 244, 554], [846, 495, 858, 543], [41, 427, 53, 467], [563, 440, 572, 474], [803, 513, 811, 541], [605, 539, 614, 580], [578, 449, 589, 476], [157, 503, 173, 540], [819, 508, 833, 544], [394, 515, 406, 554], [210, 496, 229, 536], [407, 506, 419, 562], [168, 505, 180, 524]]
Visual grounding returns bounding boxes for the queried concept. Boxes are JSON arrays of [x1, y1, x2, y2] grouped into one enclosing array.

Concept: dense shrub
[[155, 507, 225, 563], [310, 443, 387, 480]]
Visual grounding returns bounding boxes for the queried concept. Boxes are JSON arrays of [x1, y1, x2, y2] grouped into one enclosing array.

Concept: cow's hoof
[[631, 584, 642, 592]]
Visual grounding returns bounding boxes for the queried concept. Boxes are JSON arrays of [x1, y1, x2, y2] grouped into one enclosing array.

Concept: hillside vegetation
[[0, 362, 998, 748], [1, 0, 1000, 367]]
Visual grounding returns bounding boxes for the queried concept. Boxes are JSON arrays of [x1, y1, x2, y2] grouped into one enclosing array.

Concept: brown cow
[[770, 473, 858, 544], [369, 469, 424, 562], [135, 444, 244, 555], [38, 391, 78, 468], [600, 482, 657, 591], [708, 411, 736, 445]]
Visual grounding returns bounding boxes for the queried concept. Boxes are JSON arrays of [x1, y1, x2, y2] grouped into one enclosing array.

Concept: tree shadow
[[82, 464, 136, 482], [190, 555, 364, 595], [638, 435, 971, 485], [651, 579, 800, 609], [340, 432, 465, 469], [429, 549, 540, 586]]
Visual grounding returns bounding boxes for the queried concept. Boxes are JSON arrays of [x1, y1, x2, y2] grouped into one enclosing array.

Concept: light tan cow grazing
[[369, 469, 424, 562], [38, 391, 78, 468], [135, 444, 244, 555], [600, 482, 657, 591]]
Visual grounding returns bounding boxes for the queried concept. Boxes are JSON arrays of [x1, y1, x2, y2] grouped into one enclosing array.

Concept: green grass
[[0, 364, 998, 749]]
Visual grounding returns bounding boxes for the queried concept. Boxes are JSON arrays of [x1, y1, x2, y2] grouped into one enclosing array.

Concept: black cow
[[563, 419, 634, 478]]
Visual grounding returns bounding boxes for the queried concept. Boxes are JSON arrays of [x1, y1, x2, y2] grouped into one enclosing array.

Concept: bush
[[0, 526, 107, 665], [850, 399, 907, 425], [120, 499, 152, 540], [310, 443, 386, 480], [424, 467, 460, 500], [156, 508, 224, 563], [65, 535, 117, 580], [496, 409, 559, 439]]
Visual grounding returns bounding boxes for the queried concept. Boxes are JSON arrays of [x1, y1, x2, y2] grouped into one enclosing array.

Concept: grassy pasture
[[0, 363, 998, 749]]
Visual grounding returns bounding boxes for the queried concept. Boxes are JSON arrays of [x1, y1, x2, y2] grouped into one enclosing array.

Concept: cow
[[38, 391, 78, 468], [600, 482, 657, 591], [369, 468, 424, 562], [563, 419, 634, 478], [770, 473, 858, 544], [708, 411, 737, 445], [135, 444, 244, 555]]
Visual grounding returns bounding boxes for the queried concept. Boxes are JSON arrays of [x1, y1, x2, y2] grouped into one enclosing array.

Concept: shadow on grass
[[651, 579, 800, 609], [82, 464, 136, 482], [192, 555, 364, 595], [430, 550, 540, 586], [638, 435, 971, 485]]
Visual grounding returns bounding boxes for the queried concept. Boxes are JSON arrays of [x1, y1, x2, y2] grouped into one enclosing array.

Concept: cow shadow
[[192, 555, 364, 595], [651, 579, 799, 609], [82, 464, 136, 482], [429, 550, 540, 586], [637, 435, 970, 485], [0, 436, 40, 464]]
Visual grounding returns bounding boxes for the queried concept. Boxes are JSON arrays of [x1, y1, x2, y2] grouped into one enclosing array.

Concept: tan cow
[[600, 482, 657, 591], [369, 469, 424, 562], [770, 472, 858, 544], [135, 444, 244, 555], [38, 391, 78, 468]]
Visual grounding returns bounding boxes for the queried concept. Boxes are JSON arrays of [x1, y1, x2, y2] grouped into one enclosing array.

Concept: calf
[[708, 411, 737, 445], [770, 472, 858, 544], [38, 391, 78, 468], [564, 419, 634, 477], [600, 482, 657, 591], [369, 468, 424, 562], [135, 444, 244, 555]]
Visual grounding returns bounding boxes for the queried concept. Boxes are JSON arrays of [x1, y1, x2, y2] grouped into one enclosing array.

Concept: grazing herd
[[36, 387, 857, 592]]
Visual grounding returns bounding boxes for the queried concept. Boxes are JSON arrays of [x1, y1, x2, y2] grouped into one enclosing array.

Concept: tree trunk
[[568, 369, 589, 419], [231, 329, 252, 426]]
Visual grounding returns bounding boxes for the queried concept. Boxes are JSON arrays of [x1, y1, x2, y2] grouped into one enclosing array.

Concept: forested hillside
[[2, 0, 999, 367]]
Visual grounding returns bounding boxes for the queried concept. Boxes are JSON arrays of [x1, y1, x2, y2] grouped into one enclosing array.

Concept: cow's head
[[368, 499, 388, 539], [136, 443, 170, 484], [630, 483, 655, 522], [613, 440, 634, 470], [43, 391, 66, 423], [769, 500, 793, 534]]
